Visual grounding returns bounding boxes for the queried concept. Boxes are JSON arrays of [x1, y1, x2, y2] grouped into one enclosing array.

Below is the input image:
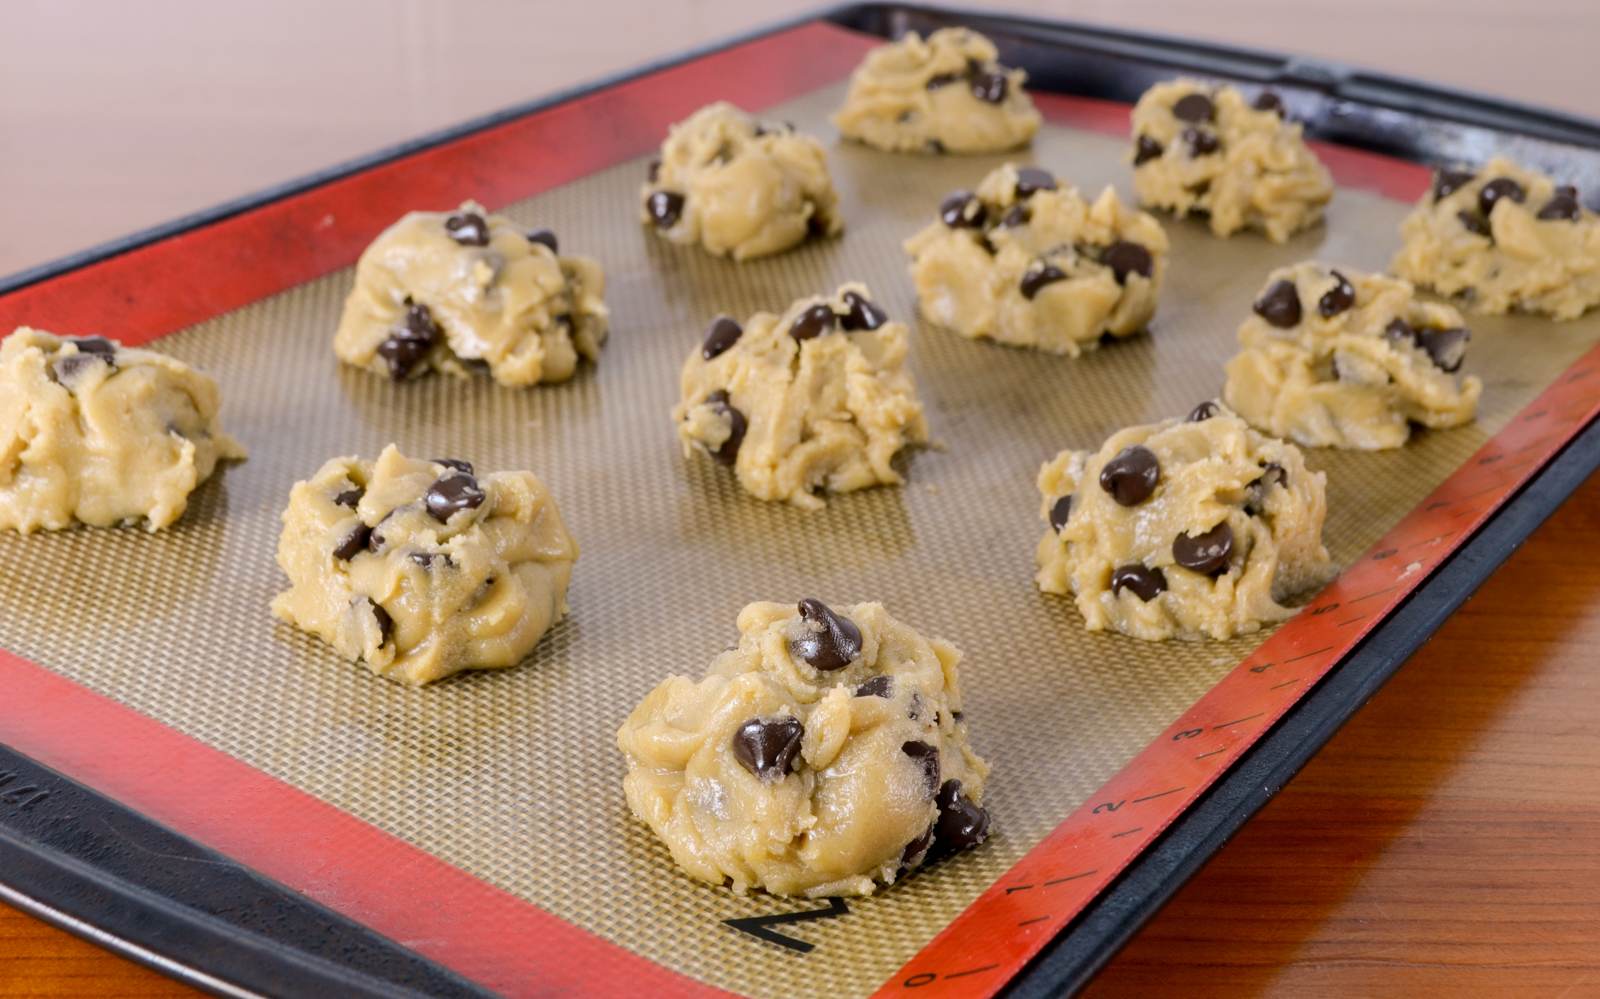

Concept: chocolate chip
[[1318, 270, 1356, 317], [1457, 210, 1491, 237], [1416, 327, 1470, 372], [525, 228, 558, 253], [1102, 241, 1153, 284], [840, 291, 887, 331], [926, 138, 947, 154], [432, 458, 474, 474], [1173, 522, 1233, 576], [369, 600, 394, 645], [1048, 495, 1073, 532], [1246, 462, 1287, 515], [1478, 177, 1525, 218], [1173, 92, 1215, 123], [1537, 186, 1582, 221], [377, 302, 441, 380], [1014, 167, 1057, 198], [703, 389, 746, 465], [1384, 317, 1416, 347], [333, 487, 363, 508], [69, 336, 116, 356], [701, 316, 742, 359], [855, 675, 893, 698], [332, 523, 372, 562], [424, 471, 486, 522], [925, 72, 961, 90], [1433, 168, 1475, 201], [790, 598, 862, 671], [900, 741, 941, 797], [1020, 263, 1066, 300], [939, 190, 987, 228], [731, 717, 804, 781], [927, 779, 990, 860], [409, 551, 449, 569], [969, 71, 1008, 104], [647, 158, 661, 182], [1260, 461, 1287, 488], [1188, 400, 1221, 422], [1099, 445, 1160, 506], [50, 353, 111, 383], [367, 511, 393, 552], [1000, 204, 1030, 228], [1184, 127, 1220, 157], [444, 211, 490, 246], [789, 303, 836, 341], [1253, 91, 1285, 116], [1110, 564, 1168, 601], [1134, 135, 1164, 166], [646, 190, 684, 229], [901, 825, 935, 868], [1253, 279, 1303, 328]]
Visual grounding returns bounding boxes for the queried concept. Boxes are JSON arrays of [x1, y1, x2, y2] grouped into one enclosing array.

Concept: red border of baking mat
[[1, 19, 1596, 998]]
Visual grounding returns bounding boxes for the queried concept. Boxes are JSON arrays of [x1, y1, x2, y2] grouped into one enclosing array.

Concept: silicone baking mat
[[2, 18, 1598, 999]]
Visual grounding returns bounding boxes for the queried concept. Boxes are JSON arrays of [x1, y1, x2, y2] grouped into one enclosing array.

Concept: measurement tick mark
[[944, 964, 1000, 980], [1044, 870, 1098, 887], [1110, 827, 1144, 839], [1017, 915, 1049, 927], [1348, 586, 1396, 604], [1282, 646, 1334, 664], [1195, 748, 1226, 760], [1270, 677, 1300, 690], [1004, 884, 1034, 895], [1337, 616, 1367, 627], [1213, 712, 1265, 730], [1132, 787, 1185, 804]]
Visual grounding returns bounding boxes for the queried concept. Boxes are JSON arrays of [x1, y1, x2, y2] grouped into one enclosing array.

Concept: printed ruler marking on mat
[[723, 897, 849, 954], [875, 341, 1600, 998]]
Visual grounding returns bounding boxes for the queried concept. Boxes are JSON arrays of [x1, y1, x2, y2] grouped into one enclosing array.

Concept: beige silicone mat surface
[[3, 82, 1599, 998]]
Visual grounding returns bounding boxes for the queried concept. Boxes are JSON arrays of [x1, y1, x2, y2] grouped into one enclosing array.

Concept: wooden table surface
[[3, 2, 1598, 996]]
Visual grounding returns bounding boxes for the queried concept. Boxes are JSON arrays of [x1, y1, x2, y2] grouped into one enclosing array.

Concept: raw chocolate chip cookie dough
[[833, 27, 1041, 155], [1036, 405, 1333, 641], [1225, 263, 1481, 450], [1393, 158, 1600, 320], [640, 102, 842, 261], [271, 445, 577, 686], [673, 283, 927, 509], [0, 328, 245, 533], [1130, 80, 1332, 242], [618, 599, 990, 897], [334, 202, 608, 386], [903, 163, 1169, 355]]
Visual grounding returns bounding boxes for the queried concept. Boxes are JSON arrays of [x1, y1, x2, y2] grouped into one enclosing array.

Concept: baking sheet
[[3, 81, 1598, 998]]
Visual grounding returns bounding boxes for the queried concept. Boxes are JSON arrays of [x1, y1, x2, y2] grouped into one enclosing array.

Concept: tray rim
[[1, 4, 1597, 997]]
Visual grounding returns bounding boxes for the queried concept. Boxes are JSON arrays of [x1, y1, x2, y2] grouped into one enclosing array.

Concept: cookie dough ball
[[334, 202, 608, 387], [832, 28, 1041, 155], [903, 163, 1169, 354], [1392, 158, 1600, 320], [1036, 406, 1333, 641], [618, 599, 991, 897], [639, 102, 842, 261], [1130, 80, 1332, 242], [1224, 263, 1482, 450], [0, 328, 245, 533], [270, 445, 576, 686], [672, 283, 927, 509]]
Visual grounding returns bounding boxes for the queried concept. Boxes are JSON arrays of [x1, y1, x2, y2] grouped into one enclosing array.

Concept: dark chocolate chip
[[1019, 263, 1066, 300], [1260, 461, 1287, 488], [701, 316, 743, 359], [1173, 92, 1215, 123], [1014, 167, 1057, 198], [1110, 564, 1168, 601], [1102, 240, 1153, 284], [790, 303, 836, 341], [1384, 317, 1416, 345], [1173, 522, 1234, 576], [1253, 279, 1303, 328], [925, 72, 961, 90], [840, 291, 888, 331], [789, 598, 862, 671], [1048, 495, 1073, 533], [369, 600, 394, 644], [367, 511, 393, 553], [1000, 204, 1030, 228], [1099, 445, 1161, 506], [376, 302, 441, 380], [969, 71, 1008, 104], [1134, 135, 1164, 166], [646, 190, 684, 229], [1253, 90, 1285, 116], [424, 471, 486, 523], [1478, 177, 1526, 218], [901, 825, 935, 868], [1457, 210, 1491, 237], [647, 158, 661, 183], [1245, 462, 1287, 515], [409, 551, 449, 569], [1537, 186, 1582, 222], [928, 779, 990, 860], [50, 354, 111, 383], [901, 741, 941, 797], [1416, 326, 1470, 373], [333, 487, 363, 508], [939, 190, 987, 229], [1318, 270, 1356, 317], [69, 336, 116, 356], [731, 717, 804, 781], [1184, 127, 1221, 157], [926, 138, 947, 154], [525, 228, 559, 253], [432, 458, 474, 475], [332, 523, 373, 562], [703, 389, 746, 466], [1188, 400, 1221, 422], [1433, 168, 1475, 201], [444, 211, 490, 246], [855, 675, 894, 698]]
